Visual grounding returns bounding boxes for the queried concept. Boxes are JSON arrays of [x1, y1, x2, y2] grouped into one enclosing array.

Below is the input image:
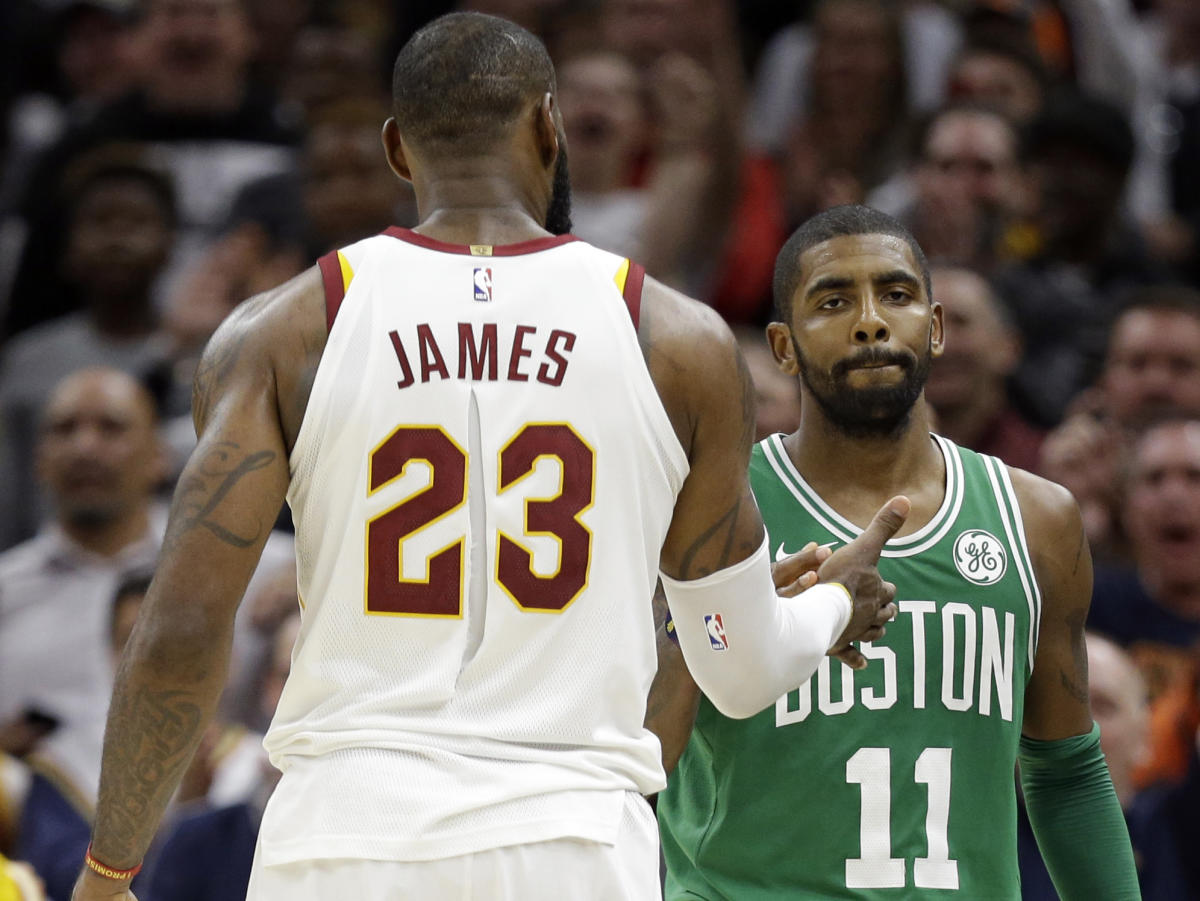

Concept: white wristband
[[661, 538, 852, 719]]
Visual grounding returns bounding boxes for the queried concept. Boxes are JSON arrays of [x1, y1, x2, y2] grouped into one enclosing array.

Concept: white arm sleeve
[[660, 537, 851, 719]]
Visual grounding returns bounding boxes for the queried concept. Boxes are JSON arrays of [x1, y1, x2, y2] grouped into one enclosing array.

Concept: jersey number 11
[[846, 746, 959, 890]]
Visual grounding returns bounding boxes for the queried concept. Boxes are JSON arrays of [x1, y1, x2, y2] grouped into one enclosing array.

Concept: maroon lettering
[[508, 325, 536, 382], [417, 324, 450, 383], [458, 323, 498, 381], [389, 330, 415, 389], [537, 329, 576, 386]]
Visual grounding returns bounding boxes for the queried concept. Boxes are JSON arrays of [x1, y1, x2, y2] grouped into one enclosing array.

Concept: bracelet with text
[[84, 846, 142, 881]]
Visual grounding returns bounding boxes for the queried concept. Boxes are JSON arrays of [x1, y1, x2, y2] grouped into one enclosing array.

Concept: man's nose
[[852, 298, 890, 344]]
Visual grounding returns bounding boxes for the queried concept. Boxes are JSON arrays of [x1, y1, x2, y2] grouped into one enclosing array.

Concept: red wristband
[[84, 845, 142, 881]]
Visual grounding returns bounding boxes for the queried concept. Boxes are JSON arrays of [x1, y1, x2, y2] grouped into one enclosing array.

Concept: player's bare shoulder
[[639, 276, 752, 456], [1005, 465, 1092, 609], [193, 266, 327, 450]]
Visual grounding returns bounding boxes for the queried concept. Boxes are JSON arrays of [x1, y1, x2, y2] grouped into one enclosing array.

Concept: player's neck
[[785, 400, 942, 501], [410, 164, 551, 246]]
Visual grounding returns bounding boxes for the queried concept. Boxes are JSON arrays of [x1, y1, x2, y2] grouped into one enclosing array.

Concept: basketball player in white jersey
[[72, 13, 905, 901]]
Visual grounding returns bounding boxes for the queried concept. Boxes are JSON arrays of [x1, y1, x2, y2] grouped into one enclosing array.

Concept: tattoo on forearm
[[678, 498, 741, 579], [92, 688, 203, 862], [172, 442, 275, 548]]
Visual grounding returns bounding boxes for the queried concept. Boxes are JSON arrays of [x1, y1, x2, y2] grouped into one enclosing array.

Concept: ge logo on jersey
[[952, 529, 1006, 585], [473, 267, 493, 302]]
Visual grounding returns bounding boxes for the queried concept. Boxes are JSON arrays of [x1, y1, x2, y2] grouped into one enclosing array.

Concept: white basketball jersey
[[259, 229, 689, 864]]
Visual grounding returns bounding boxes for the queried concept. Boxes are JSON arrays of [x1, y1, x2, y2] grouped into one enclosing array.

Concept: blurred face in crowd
[[602, 0, 721, 65], [736, 330, 803, 441], [36, 370, 164, 530], [947, 50, 1043, 124], [810, 0, 900, 115], [58, 5, 137, 102], [137, 0, 254, 111], [65, 175, 173, 305], [283, 26, 377, 115], [1029, 142, 1126, 254], [1123, 420, 1200, 591], [1102, 308, 1200, 428], [770, 234, 943, 438], [304, 115, 405, 250], [923, 267, 1018, 413], [1086, 633, 1149, 808], [557, 52, 643, 193], [916, 110, 1024, 218]]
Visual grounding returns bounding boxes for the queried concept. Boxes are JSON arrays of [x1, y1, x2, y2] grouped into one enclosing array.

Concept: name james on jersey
[[388, 322, 577, 389]]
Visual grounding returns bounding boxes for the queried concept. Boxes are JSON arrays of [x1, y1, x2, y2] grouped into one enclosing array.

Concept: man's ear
[[535, 92, 560, 170], [930, 301, 945, 359], [382, 118, 413, 182], [767, 322, 800, 375]]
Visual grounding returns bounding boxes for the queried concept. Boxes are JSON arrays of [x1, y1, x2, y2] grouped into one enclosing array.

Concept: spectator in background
[[6, 0, 300, 340], [0, 369, 166, 814], [557, 48, 733, 294], [993, 89, 1162, 427], [0, 0, 139, 218], [1040, 285, 1200, 555], [779, 0, 912, 206], [924, 266, 1045, 471], [945, 30, 1050, 126], [1086, 419, 1200, 788], [871, 103, 1029, 273], [277, 20, 382, 126], [0, 147, 174, 549], [746, 0, 962, 158]]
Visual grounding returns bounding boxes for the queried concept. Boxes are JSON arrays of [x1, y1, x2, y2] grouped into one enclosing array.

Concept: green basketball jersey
[[658, 434, 1041, 900]]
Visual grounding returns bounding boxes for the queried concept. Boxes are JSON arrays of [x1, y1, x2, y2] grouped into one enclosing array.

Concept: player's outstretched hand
[[771, 541, 833, 597], [819, 496, 909, 669], [71, 870, 137, 901]]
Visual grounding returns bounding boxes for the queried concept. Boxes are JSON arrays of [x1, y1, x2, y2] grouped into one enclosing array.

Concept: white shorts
[[244, 791, 661, 900]]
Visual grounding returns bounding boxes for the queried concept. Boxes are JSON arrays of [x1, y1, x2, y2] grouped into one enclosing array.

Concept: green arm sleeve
[[1018, 722, 1140, 900]]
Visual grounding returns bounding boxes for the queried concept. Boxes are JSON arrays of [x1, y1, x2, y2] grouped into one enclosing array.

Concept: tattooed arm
[[72, 271, 324, 899], [1013, 468, 1097, 740]]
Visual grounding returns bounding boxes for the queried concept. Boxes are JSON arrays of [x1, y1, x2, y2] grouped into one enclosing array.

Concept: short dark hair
[[773, 205, 932, 322], [391, 12, 555, 152]]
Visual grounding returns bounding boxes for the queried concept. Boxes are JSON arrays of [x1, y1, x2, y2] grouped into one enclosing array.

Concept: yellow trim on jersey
[[613, 258, 631, 294], [337, 250, 355, 294]]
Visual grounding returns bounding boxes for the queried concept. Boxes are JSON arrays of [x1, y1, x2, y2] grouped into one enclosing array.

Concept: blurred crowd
[[0, 0, 1197, 899]]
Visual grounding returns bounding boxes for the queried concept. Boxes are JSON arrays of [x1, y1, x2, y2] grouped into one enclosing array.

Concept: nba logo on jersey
[[705, 614, 729, 650], [473, 267, 493, 302]]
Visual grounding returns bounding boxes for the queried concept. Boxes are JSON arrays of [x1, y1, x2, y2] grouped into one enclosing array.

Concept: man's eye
[[820, 297, 845, 310]]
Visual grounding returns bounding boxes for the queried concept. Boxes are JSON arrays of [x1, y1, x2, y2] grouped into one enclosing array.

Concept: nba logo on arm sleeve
[[705, 614, 729, 650], [473, 267, 493, 302]]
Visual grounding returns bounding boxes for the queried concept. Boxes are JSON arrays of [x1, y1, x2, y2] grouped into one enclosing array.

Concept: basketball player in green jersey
[[652, 205, 1139, 900]]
